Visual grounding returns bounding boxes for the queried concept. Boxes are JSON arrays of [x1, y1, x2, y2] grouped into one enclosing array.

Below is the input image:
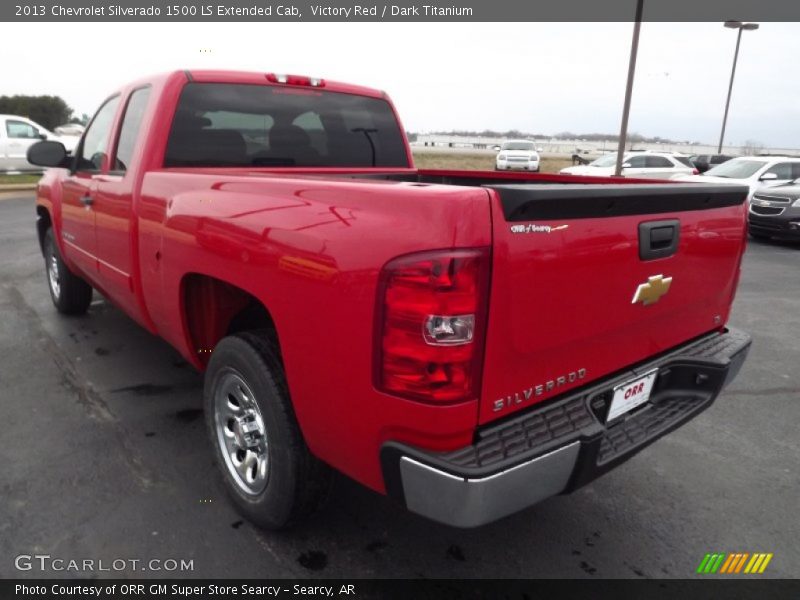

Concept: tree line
[[0, 95, 87, 130]]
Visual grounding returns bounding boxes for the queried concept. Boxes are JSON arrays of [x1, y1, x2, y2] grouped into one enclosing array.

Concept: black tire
[[749, 231, 770, 241], [43, 227, 93, 315], [204, 331, 332, 530]]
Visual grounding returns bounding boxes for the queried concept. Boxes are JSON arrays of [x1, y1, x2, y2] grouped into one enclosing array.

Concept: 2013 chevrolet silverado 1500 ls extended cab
[[28, 70, 751, 529]]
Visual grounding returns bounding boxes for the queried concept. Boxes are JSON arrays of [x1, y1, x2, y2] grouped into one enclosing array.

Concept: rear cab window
[[164, 83, 409, 168]]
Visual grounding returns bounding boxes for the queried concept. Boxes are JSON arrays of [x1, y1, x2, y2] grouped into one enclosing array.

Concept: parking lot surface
[[1, 192, 797, 579]]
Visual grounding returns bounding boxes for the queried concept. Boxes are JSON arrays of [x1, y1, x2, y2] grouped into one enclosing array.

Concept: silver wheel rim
[[214, 370, 269, 495], [48, 254, 61, 299]]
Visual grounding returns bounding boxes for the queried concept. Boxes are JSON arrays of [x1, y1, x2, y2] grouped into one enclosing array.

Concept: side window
[[625, 155, 647, 168], [791, 163, 800, 180], [6, 120, 39, 139], [764, 162, 793, 179], [645, 156, 673, 168], [113, 87, 151, 173], [77, 96, 120, 172]]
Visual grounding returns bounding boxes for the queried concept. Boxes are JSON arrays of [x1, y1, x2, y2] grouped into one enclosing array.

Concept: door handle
[[639, 219, 680, 260], [80, 195, 94, 207]]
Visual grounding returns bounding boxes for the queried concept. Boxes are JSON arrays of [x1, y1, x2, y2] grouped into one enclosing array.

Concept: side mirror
[[27, 141, 69, 168], [621, 162, 632, 169], [759, 172, 779, 181], [38, 132, 48, 140]]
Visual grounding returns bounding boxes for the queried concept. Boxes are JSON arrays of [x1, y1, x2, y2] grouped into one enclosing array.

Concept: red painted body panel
[[34, 70, 747, 495], [137, 171, 492, 491]]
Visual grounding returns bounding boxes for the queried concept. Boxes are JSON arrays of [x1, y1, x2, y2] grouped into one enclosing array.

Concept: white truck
[[0, 114, 77, 172], [495, 140, 541, 172]]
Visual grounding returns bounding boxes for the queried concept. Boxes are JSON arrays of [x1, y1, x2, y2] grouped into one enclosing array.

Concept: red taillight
[[375, 248, 490, 404], [266, 73, 325, 87], [692, 168, 700, 175]]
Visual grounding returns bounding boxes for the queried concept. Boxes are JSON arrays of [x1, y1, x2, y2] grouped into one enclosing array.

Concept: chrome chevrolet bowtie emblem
[[632, 274, 672, 306]]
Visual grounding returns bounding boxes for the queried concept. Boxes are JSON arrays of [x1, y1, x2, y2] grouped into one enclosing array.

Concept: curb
[[0, 184, 37, 192]]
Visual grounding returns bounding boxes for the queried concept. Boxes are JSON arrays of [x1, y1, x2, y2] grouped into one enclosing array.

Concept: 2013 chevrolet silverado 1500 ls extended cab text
[[28, 70, 752, 529]]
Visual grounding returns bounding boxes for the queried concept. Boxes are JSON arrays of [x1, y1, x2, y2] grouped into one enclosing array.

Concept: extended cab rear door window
[[77, 96, 120, 172], [112, 87, 152, 173], [164, 83, 409, 168]]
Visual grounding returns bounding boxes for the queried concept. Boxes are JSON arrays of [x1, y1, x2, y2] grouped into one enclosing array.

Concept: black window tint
[[165, 83, 408, 168], [645, 156, 674, 168], [765, 162, 793, 179], [114, 87, 151, 172], [791, 163, 800, 179], [78, 96, 120, 171]]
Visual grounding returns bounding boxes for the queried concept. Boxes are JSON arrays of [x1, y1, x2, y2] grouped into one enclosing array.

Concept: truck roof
[[120, 69, 387, 100]]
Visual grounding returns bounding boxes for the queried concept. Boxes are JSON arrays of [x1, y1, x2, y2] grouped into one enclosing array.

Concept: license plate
[[607, 369, 658, 422]]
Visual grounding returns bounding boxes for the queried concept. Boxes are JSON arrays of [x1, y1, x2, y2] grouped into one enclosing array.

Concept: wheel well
[[36, 206, 52, 254], [182, 274, 281, 368]]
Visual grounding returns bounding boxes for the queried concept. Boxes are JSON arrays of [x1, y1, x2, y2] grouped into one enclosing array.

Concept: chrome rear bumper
[[381, 328, 751, 527]]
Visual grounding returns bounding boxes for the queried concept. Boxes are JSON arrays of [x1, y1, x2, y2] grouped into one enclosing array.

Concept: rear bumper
[[381, 328, 751, 528]]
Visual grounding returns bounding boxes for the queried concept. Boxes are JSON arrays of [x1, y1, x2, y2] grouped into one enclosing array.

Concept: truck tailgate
[[480, 183, 748, 424]]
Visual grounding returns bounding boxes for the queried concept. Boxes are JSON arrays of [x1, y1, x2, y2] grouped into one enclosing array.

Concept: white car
[[0, 114, 78, 172], [560, 151, 697, 179], [674, 156, 800, 200], [496, 141, 540, 172], [54, 123, 85, 136]]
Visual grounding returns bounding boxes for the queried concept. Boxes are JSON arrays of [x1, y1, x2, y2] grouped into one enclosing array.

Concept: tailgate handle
[[639, 219, 680, 260]]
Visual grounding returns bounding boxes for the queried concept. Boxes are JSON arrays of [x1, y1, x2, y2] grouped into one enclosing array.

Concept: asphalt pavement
[[0, 192, 797, 579]]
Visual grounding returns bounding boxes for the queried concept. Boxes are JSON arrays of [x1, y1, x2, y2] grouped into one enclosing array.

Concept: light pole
[[717, 21, 759, 154], [614, 0, 644, 177]]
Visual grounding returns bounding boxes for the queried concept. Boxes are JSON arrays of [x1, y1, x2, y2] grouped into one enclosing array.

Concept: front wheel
[[43, 227, 93, 315], [204, 332, 332, 529]]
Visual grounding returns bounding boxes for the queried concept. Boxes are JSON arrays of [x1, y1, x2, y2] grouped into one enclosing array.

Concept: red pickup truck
[[29, 70, 751, 529]]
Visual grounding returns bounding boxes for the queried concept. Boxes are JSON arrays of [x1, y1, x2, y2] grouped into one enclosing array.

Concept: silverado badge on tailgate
[[632, 274, 672, 306]]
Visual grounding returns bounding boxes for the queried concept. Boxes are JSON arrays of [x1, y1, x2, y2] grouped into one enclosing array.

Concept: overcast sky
[[3, 22, 799, 147]]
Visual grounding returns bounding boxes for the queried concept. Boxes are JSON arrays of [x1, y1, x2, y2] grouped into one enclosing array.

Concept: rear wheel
[[204, 331, 332, 529], [43, 228, 93, 315]]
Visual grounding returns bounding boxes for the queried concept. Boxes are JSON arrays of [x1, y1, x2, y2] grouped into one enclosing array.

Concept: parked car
[[495, 140, 540, 171], [29, 70, 751, 530], [689, 154, 735, 173], [0, 115, 78, 171], [748, 181, 800, 241], [559, 151, 697, 179], [676, 156, 800, 201], [54, 123, 86, 136]]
